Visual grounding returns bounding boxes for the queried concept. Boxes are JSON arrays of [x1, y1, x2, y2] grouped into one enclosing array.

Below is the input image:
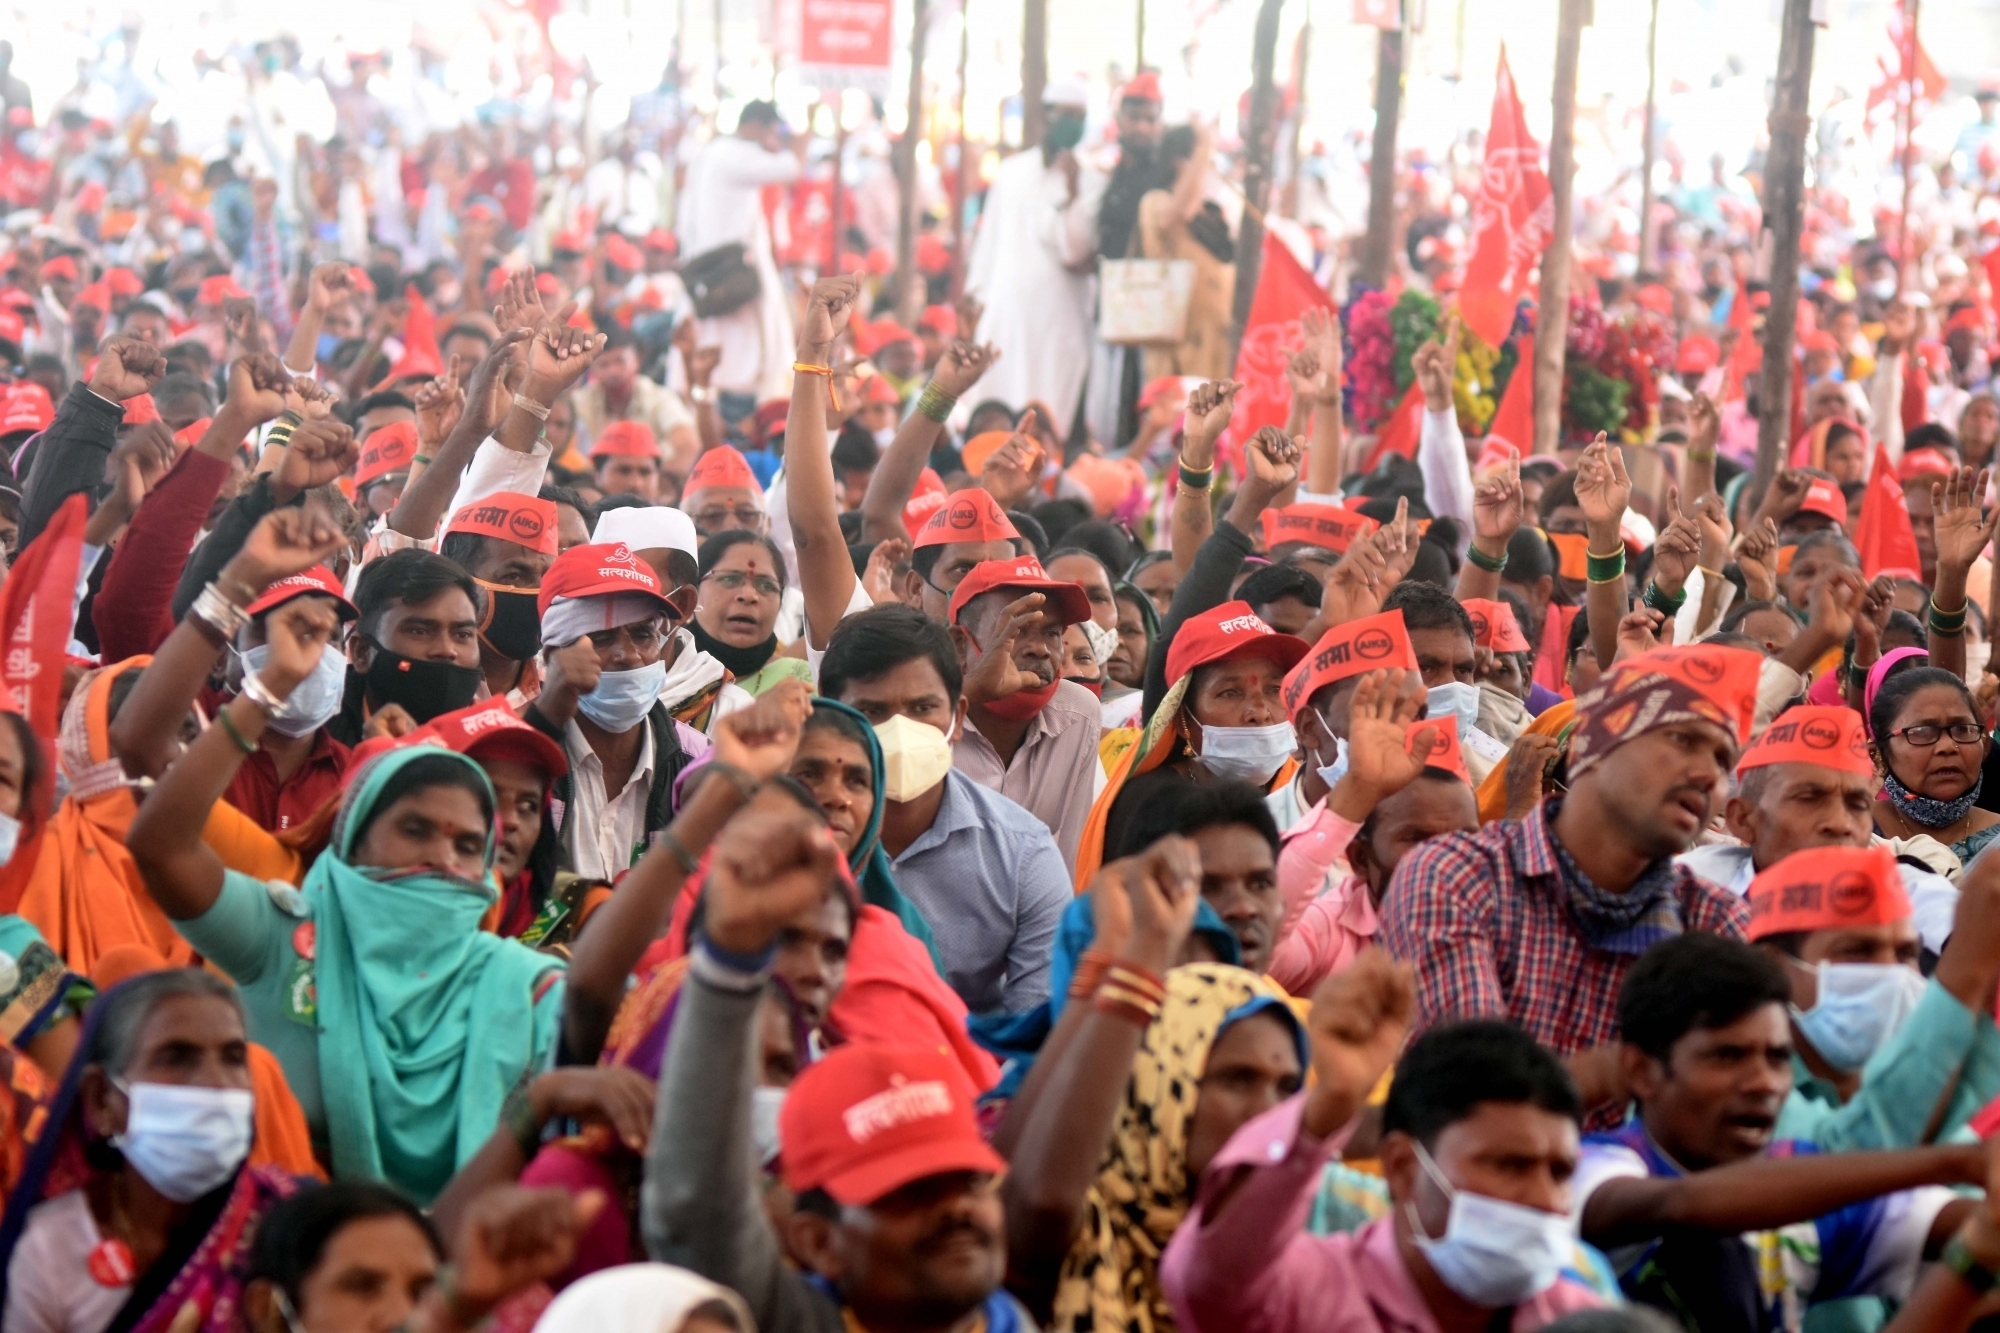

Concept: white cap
[[593, 506, 699, 561], [1044, 78, 1090, 109]]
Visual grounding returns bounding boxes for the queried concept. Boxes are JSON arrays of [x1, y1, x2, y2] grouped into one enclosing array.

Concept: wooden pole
[[1230, 0, 1286, 361], [1637, 0, 1661, 272], [713, 0, 724, 90], [1754, 0, 1817, 502], [1282, 2, 1312, 219], [1355, 9, 1404, 289], [1022, 0, 1048, 151], [1136, 0, 1146, 72], [1897, 0, 1919, 290], [830, 117, 848, 272], [1531, 0, 1587, 456], [892, 0, 931, 323], [951, 7, 970, 300]]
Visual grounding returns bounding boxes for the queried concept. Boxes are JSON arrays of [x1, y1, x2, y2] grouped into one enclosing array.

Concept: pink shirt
[[1271, 803, 1379, 995], [1161, 1095, 1605, 1333]]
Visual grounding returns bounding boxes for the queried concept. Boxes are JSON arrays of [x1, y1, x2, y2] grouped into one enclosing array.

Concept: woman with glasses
[[691, 528, 813, 698], [1868, 666, 2000, 865]]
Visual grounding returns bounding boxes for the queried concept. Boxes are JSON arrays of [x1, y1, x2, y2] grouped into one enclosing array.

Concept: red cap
[[1676, 334, 1720, 375], [1460, 597, 1531, 653], [1166, 599, 1311, 687], [1799, 478, 1847, 523], [917, 305, 957, 336], [121, 393, 159, 426], [244, 566, 358, 621], [862, 375, 901, 406], [38, 255, 78, 283], [105, 267, 142, 298], [683, 445, 763, 497], [948, 556, 1092, 625], [641, 228, 677, 254], [552, 228, 589, 255], [537, 542, 669, 618], [414, 700, 568, 781], [1407, 717, 1470, 784], [1746, 844, 1910, 942], [1736, 704, 1873, 777], [445, 492, 560, 556], [603, 234, 644, 272], [1801, 329, 1840, 353], [1260, 502, 1379, 555], [172, 417, 213, 449], [1899, 449, 1956, 482], [196, 274, 249, 305], [356, 421, 419, 487], [913, 488, 1020, 550], [779, 1042, 1006, 1207], [0, 309, 23, 345], [902, 468, 949, 538], [1281, 610, 1419, 719], [1634, 284, 1673, 316], [1121, 71, 1164, 103], [0, 382, 54, 436], [73, 282, 111, 312], [534, 272, 563, 297], [854, 319, 913, 357], [590, 420, 661, 460]]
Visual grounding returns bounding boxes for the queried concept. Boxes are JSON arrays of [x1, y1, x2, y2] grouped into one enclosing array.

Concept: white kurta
[[679, 136, 802, 401], [964, 148, 1105, 434]]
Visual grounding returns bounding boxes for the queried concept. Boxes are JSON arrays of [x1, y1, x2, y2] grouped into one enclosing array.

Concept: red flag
[[1362, 382, 1426, 472], [1352, 0, 1400, 27], [1228, 232, 1334, 446], [1866, 10, 1945, 124], [1458, 48, 1553, 349], [0, 493, 86, 743], [1901, 348, 1931, 436], [1482, 334, 1535, 458], [1720, 279, 1760, 403], [1853, 443, 1923, 581]]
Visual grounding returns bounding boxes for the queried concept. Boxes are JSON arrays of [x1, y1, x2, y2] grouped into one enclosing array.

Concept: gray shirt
[[892, 770, 1070, 1015]]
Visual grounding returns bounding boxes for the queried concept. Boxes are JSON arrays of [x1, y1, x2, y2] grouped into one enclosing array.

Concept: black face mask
[[361, 638, 481, 722], [475, 581, 543, 663]]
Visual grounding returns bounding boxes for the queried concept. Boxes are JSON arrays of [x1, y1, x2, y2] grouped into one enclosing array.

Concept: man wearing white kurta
[[964, 81, 1105, 437], [678, 101, 803, 407]]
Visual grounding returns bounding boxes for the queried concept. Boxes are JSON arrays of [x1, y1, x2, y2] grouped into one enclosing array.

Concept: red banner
[[1353, 0, 1401, 27], [1482, 333, 1535, 458], [1459, 47, 1553, 349], [1228, 233, 1333, 454], [1362, 382, 1426, 473], [0, 493, 86, 743], [1853, 443, 1923, 581], [799, 0, 893, 70]]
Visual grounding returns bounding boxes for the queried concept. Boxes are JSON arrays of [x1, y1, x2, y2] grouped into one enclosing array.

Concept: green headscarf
[[810, 698, 943, 970], [309, 747, 563, 1202]]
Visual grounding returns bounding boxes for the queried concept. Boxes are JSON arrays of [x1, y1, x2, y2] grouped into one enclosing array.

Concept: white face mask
[[1081, 619, 1119, 671], [872, 426, 897, 449], [1192, 717, 1296, 786], [1868, 277, 1898, 302], [1406, 1141, 1571, 1306], [1790, 960, 1928, 1072], [578, 661, 667, 733], [241, 642, 348, 738], [1310, 724, 1348, 789], [875, 714, 955, 803], [110, 1080, 254, 1202], [1426, 681, 1482, 741], [752, 1085, 787, 1167], [0, 811, 21, 868]]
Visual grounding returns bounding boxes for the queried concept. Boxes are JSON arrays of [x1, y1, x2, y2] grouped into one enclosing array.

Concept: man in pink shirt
[[1162, 953, 1606, 1333]]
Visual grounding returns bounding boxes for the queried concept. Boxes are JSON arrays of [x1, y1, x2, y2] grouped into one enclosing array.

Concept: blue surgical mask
[[316, 331, 341, 363], [1406, 1141, 1571, 1306], [1426, 681, 1482, 740], [241, 642, 347, 738], [578, 661, 666, 732], [1790, 960, 1928, 1072]]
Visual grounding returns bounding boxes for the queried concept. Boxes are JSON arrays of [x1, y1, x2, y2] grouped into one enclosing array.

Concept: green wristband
[[1585, 548, 1626, 584], [1643, 581, 1687, 616], [1466, 544, 1508, 574], [1179, 463, 1214, 492]]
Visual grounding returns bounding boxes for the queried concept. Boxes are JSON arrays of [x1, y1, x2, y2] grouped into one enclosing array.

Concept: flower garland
[[1453, 331, 1501, 435], [1560, 297, 1674, 443], [1344, 289, 1398, 431]]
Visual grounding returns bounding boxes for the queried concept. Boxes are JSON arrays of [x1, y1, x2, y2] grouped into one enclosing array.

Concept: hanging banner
[[793, 0, 896, 94]]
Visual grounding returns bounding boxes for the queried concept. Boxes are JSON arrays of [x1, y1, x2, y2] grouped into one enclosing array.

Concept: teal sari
[[812, 698, 943, 969]]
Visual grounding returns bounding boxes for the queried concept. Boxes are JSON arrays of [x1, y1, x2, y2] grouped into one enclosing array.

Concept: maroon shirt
[[222, 729, 352, 833]]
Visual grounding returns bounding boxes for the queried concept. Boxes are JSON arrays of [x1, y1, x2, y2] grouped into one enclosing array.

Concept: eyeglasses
[[704, 569, 782, 599], [693, 505, 765, 530], [1889, 721, 1985, 747], [586, 619, 666, 653]]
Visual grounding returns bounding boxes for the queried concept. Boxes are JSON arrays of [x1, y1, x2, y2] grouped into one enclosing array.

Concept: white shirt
[[677, 137, 802, 258], [563, 716, 657, 880], [3, 1192, 128, 1333]]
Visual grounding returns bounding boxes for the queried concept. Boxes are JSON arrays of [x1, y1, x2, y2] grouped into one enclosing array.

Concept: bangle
[[1929, 598, 1969, 636], [1466, 544, 1509, 574], [1586, 547, 1626, 585], [511, 392, 551, 421], [412, 454, 434, 468], [1698, 564, 1726, 580], [1944, 1235, 2000, 1293], [1178, 462, 1215, 492], [1686, 448, 1717, 464], [705, 761, 760, 805], [215, 707, 257, 755], [239, 673, 286, 713], [916, 381, 957, 424], [1643, 581, 1687, 615], [191, 582, 251, 640], [265, 418, 297, 451], [793, 361, 842, 414], [656, 826, 700, 876], [500, 1080, 544, 1159], [1069, 947, 1114, 1001], [1093, 987, 1162, 1028]]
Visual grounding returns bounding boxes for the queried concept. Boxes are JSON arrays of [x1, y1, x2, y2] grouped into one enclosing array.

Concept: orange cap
[[1408, 717, 1469, 784], [913, 487, 1020, 550], [591, 420, 660, 460], [1736, 705, 1873, 778], [1746, 844, 1910, 941], [961, 430, 1039, 477], [682, 445, 763, 496], [356, 421, 418, 487], [1280, 610, 1419, 719]]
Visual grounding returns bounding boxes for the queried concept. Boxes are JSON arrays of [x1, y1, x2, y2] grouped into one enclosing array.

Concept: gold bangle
[[1585, 546, 1624, 561], [1698, 565, 1725, 579]]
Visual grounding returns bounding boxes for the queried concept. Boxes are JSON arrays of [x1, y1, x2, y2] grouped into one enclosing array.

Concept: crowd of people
[[7, 25, 2000, 1333]]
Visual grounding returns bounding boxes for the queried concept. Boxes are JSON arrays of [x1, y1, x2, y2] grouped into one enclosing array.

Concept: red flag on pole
[[1228, 232, 1334, 447], [0, 493, 86, 743], [1458, 47, 1554, 349], [1719, 279, 1760, 403], [1481, 334, 1535, 460], [1853, 443, 1923, 581], [1361, 382, 1426, 472]]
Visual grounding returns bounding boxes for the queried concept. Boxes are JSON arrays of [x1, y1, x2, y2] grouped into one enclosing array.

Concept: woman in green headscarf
[[126, 601, 565, 1202]]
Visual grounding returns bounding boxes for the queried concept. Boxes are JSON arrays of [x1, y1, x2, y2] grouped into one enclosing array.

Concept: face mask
[[475, 581, 543, 663], [1082, 619, 1119, 671], [1313, 732, 1349, 789], [578, 661, 666, 732], [0, 811, 21, 868], [110, 1080, 254, 1203], [1192, 717, 1296, 785], [1427, 681, 1482, 740], [240, 642, 347, 738], [1791, 961, 1928, 1071], [1067, 675, 1104, 698], [361, 639, 481, 724], [315, 331, 341, 363], [1405, 1141, 1570, 1306], [752, 1085, 786, 1167], [873, 427, 897, 448], [1045, 113, 1087, 152], [1868, 278, 1898, 301], [983, 678, 1060, 721], [876, 714, 954, 803]]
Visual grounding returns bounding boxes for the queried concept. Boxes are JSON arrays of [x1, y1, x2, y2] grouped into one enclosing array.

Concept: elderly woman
[[690, 528, 814, 697]]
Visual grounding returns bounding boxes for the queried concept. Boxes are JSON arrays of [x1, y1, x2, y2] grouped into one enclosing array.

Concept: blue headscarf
[[810, 698, 943, 969]]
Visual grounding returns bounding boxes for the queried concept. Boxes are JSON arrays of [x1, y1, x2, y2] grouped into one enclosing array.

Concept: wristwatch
[[688, 384, 714, 404], [1943, 1234, 2000, 1293]]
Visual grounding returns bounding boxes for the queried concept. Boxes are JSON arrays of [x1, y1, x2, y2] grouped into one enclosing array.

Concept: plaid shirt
[[1380, 803, 1749, 1058]]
